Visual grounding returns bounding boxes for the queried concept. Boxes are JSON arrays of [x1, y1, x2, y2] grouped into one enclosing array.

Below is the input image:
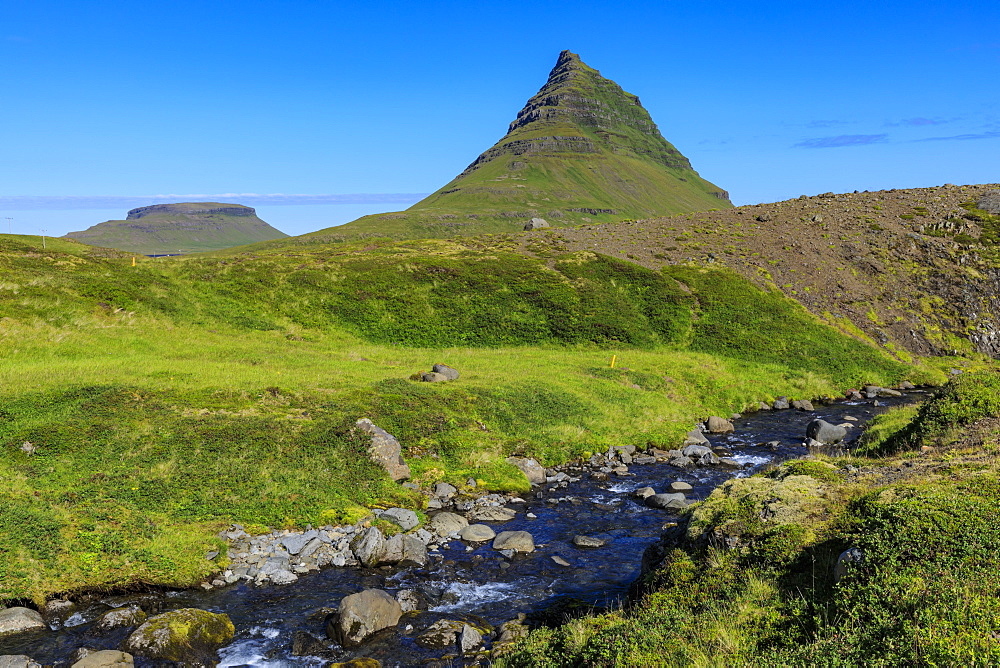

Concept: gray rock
[[758, 402, 772, 411], [381, 508, 419, 531], [507, 457, 546, 485], [270, 569, 299, 585], [396, 589, 424, 613], [460, 623, 483, 653], [355, 418, 410, 481], [493, 531, 535, 553], [382, 534, 404, 564], [430, 512, 468, 537], [806, 419, 848, 445], [668, 481, 693, 493], [682, 430, 710, 446], [432, 363, 460, 380], [399, 535, 428, 567], [551, 555, 571, 566], [718, 457, 742, 469], [668, 456, 695, 469], [468, 506, 516, 522], [633, 486, 655, 500], [572, 535, 606, 548], [94, 605, 146, 632], [40, 599, 74, 622], [416, 619, 466, 649], [833, 547, 864, 583], [350, 526, 387, 567], [792, 399, 815, 411], [421, 371, 449, 382], [898, 380, 916, 390], [0, 608, 46, 637], [978, 189, 1000, 214], [644, 493, 688, 511], [682, 444, 713, 458], [434, 482, 458, 499], [459, 524, 497, 542], [877, 388, 903, 397], [773, 396, 790, 410], [328, 589, 402, 648], [281, 529, 318, 555], [524, 217, 550, 230], [0, 656, 41, 668], [706, 416, 735, 433]]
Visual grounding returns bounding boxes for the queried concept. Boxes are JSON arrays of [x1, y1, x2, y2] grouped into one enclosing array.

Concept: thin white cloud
[[793, 134, 889, 149]]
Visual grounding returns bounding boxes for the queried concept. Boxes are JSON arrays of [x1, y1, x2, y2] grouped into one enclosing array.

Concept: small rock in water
[[460, 623, 483, 653], [493, 531, 535, 553], [459, 524, 496, 542], [645, 493, 688, 511], [668, 481, 693, 493], [572, 535, 606, 548], [633, 486, 656, 499], [526, 512, 537, 519], [551, 555, 571, 567]]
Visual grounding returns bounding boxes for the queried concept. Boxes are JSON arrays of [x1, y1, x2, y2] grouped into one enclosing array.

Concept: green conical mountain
[[313, 50, 730, 241], [65, 202, 288, 255]]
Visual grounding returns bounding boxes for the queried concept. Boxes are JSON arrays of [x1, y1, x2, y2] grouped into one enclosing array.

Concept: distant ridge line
[[0, 194, 430, 210]]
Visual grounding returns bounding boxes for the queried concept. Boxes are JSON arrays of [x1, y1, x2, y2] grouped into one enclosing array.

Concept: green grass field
[[0, 231, 946, 601]]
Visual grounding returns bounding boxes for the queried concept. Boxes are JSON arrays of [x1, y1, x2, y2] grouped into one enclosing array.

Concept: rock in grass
[[350, 526, 387, 567], [833, 547, 864, 583], [806, 419, 848, 445], [354, 418, 410, 481], [421, 372, 449, 382], [706, 416, 734, 433], [523, 217, 550, 230], [0, 656, 42, 668], [70, 650, 134, 667], [493, 531, 535, 553], [430, 512, 468, 537], [328, 589, 402, 648], [507, 457, 546, 485], [94, 605, 146, 632], [123, 608, 234, 663], [432, 363, 460, 380], [381, 508, 419, 531], [0, 608, 46, 637], [773, 396, 790, 410]]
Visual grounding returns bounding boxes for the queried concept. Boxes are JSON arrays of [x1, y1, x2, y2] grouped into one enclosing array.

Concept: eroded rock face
[[122, 608, 234, 663], [0, 608, 46, 637], [328, 589, 401, 648], [355, 419, 410, 481]]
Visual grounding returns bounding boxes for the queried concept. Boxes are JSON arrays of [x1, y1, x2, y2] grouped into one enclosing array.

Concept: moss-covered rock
[[122, 608, 234, 663]]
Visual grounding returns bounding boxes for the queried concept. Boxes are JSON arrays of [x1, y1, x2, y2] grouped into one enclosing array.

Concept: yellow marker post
[[131, 256, 136, 266], [610, 354, 617, 368]]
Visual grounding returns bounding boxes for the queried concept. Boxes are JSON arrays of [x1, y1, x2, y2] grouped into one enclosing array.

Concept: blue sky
[[2, 0, 998, 236]]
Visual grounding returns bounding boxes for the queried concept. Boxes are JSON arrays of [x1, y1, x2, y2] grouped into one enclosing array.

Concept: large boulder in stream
[[645, 493, 688, 511], [122, 608, 234, 663], [0, 608, 46, 637], [806, 419, 848, 445], [327, 589, 402, 648], [705, 416, 735, 434], [493, 531, 535, 553], [430, 512, 468, 537]]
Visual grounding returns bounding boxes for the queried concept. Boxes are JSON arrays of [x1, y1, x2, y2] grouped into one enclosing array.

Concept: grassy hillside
[[0, 231, 944, 601], [64, 202, 288, 255], [301, 51, 729, 242], [496, 370, 1000, 666]]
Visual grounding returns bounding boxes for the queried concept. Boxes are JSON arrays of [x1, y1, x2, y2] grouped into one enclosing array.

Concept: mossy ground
[[496, 370, 1000, 666], [0, 232, 944, 602]]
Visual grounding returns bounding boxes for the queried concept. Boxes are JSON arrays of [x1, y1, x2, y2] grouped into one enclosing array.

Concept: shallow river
[[0, 393, 919, 666]]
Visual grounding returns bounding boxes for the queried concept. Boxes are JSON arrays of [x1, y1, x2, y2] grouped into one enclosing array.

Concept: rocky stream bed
[[0, 389, 920, 667]]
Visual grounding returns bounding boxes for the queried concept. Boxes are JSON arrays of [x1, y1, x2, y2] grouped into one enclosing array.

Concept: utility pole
[[40, 228, 47, 250], [3, 217, 11, 234]]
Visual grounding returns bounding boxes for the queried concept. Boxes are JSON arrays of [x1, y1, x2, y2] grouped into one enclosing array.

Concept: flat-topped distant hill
[[302, 50, 730, 242], [64, 202, 288, 254]]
